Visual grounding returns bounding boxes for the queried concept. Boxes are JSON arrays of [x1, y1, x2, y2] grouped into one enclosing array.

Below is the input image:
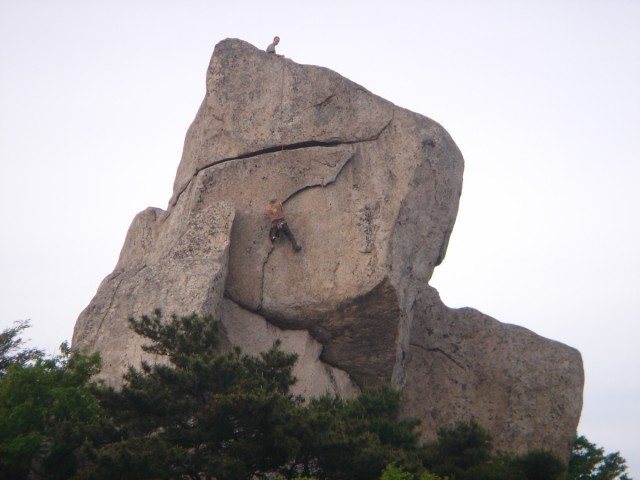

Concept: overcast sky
[[1, 0, 638, 475]]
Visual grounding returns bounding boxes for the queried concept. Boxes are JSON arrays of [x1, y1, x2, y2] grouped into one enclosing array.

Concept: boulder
[[400, 286, 584, 456], [72, 38, 583, 458]]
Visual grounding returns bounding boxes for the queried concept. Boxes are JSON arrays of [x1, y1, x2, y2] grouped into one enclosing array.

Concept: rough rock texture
[[73, 200, 235, 385], [400, 287, 584, 456], [169, 40, 464, 389], [72, 38, 583, 458], [220, 299, 359, 398]]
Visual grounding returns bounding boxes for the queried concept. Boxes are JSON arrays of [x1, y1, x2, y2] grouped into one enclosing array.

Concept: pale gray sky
[[1, 0, 638, 475]]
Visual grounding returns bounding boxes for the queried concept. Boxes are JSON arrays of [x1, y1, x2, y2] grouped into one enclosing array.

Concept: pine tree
[[81, 311, 427, 480], [0, 320, 42, 377], [567, 435, 631, 480], [83, 310, 303, 480], [0, 342, 103, 480]]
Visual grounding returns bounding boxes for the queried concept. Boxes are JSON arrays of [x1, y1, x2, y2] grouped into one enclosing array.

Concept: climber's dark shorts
[[269, 219, 292, 242], [269, 219, 301, 252]]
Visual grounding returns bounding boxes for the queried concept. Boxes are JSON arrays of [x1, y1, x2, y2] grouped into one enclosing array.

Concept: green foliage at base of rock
[[0, 340, 103, 480], [83, 312, 426, 480], [567, 435, 631, 480], [421, 420, 565, 480], [0, 316, 632, 480], [380, 464, 447, 480]]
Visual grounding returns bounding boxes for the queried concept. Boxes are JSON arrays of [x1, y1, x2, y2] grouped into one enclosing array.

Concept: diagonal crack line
[[222, 296, 360, 390], [310, 93, 336, 109], [223, 293, 309, 334], [171, 113, 394, 208], [409, 342, 466, 370], [91, 277, 124, 350], [90, 265, 147, 350], [283, 152, 354, 205], [324, 363, 339, 391]]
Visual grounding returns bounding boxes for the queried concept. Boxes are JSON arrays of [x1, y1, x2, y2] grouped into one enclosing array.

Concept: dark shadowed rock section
[[72, 38, 583, 459]]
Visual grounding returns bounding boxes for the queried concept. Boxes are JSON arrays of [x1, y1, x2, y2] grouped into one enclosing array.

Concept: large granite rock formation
[[73, 39, 583, 458]]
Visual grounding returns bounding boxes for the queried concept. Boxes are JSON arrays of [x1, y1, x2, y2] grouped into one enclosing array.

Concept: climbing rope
[[279, 56, 286, 151], [278, 55, 329, 210]]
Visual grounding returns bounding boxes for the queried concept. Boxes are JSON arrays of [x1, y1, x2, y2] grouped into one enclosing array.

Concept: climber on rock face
[[265, 198, 302, 252], [266, 36, 280, 55]]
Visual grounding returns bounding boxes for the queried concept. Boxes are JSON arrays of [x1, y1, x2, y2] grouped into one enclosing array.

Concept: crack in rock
[[409, 342, 466, 370], [310, 93, 336, 109], [171, 114, 394, 208], [91, 265, 146, 349], [220, 297, 359, 397], [223, 290, 361, 382]]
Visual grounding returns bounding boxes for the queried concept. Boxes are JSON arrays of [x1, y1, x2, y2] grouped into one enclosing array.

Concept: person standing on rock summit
[[266, 198, 302, 252], [266, 36, 281, 55]]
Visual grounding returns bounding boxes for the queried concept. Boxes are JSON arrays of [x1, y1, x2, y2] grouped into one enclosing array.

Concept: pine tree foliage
[[567, 435, 631, 480], [421, 419, 492, 476], [421, 420, 566, 480], [0, 320, 42, 377], [1, 315, 633, 480], [82, 311, 425, 480], [289, 386, 423, 479], [0, 342, 103, 480], [380, 464, 446, 480], [84, 311, 303, 480]]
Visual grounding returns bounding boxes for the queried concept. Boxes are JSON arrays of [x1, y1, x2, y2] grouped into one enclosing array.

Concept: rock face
[[72, 39, 583, 459], [220, 299, 359, 399], [400, 287, 583, 456], [73, 200, 235, 383]]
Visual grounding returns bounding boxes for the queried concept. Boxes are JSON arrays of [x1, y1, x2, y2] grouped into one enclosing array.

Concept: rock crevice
[[170, 130, 387, 208], [409, 343, 466, 371]]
